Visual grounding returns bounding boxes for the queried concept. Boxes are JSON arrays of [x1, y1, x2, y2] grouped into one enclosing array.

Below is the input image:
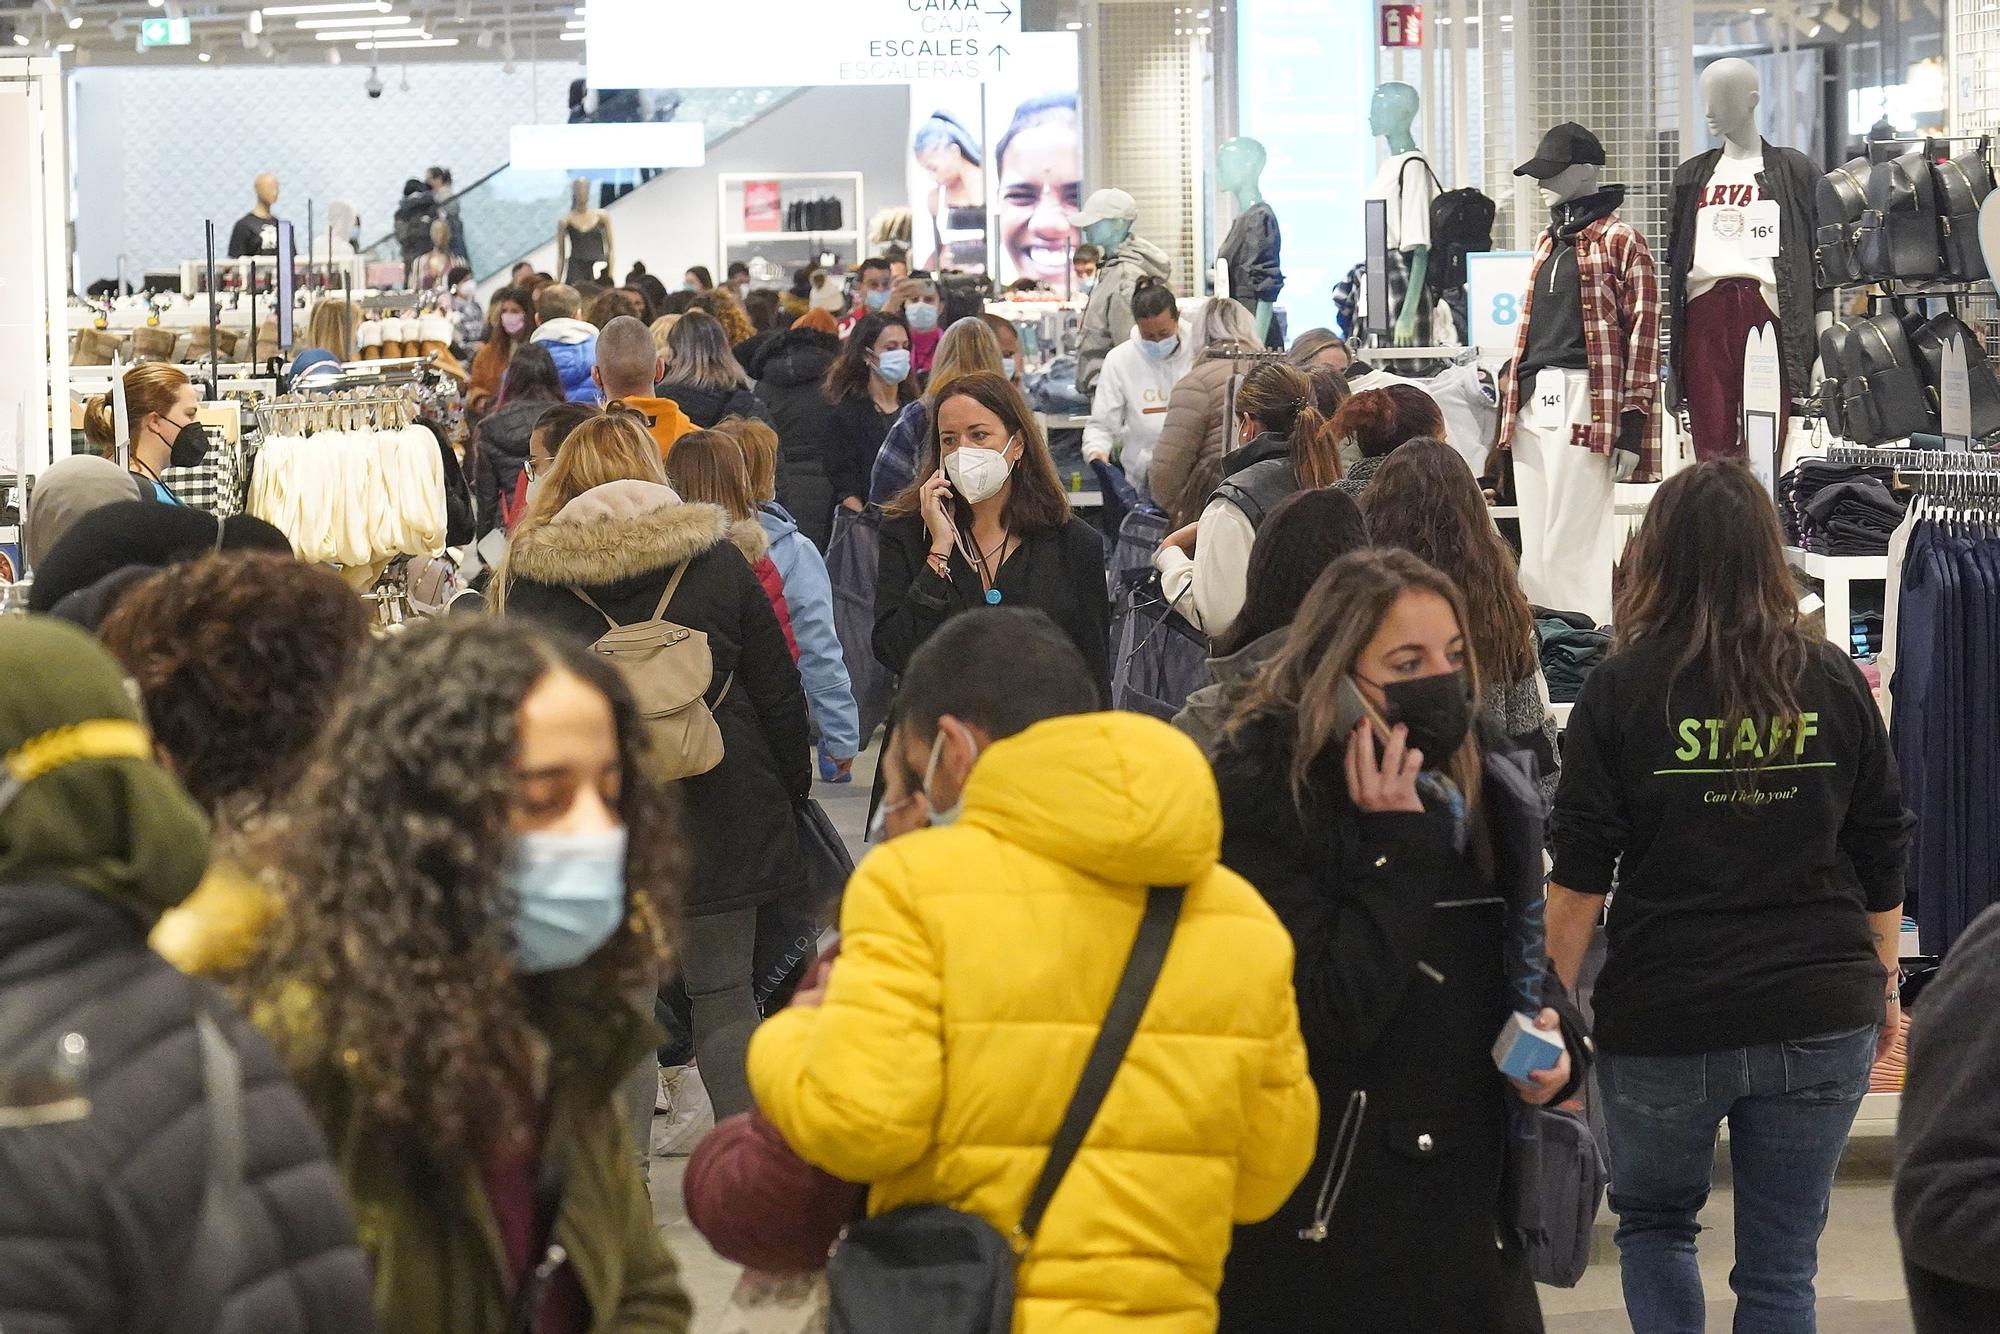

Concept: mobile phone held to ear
[[1334, 676, 1386, 759]]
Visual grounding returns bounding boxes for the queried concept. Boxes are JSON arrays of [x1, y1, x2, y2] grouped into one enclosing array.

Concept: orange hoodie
[[612, 394, 697, 461]]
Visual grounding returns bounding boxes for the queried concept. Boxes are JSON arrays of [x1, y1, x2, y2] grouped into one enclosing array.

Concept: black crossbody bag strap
[[160, 993, 247, 1334], [1015, 884, 1185, 1246]]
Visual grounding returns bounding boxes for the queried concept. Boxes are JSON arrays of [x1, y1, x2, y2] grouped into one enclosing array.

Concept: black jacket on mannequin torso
[[1667, 141, 1826, 403]]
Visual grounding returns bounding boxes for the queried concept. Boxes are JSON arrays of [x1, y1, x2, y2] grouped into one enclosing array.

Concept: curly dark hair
[[98, 554, 370, 816], [249, 617, 684, 1165]]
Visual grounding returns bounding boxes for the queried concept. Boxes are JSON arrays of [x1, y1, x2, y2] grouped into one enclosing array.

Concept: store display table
[[1783, 548, 1889, 650]]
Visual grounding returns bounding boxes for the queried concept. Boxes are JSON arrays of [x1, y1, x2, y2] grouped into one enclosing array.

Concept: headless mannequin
[[1370, 83, 1430, 348], [1670, 59, 1831, 458], [555, 177, 616, 285], [1217, 137, 1281, 342], [1701, 60, 1832, 377]]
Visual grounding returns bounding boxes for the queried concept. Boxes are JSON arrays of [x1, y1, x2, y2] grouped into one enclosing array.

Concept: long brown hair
[[665, 428, 758, 522], [1363, 437, 1537, 682], [885, 371, 1071, 534], [713, 414, 780, 503], [1615, 460, 1815, 782], [1232, 547, 1484, 815], [1235, 361, 1340, 488]]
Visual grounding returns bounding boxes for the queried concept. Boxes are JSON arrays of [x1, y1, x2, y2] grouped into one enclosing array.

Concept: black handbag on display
[[1817, 322, 1855, 441], [1834, 311, 1936, 445], [1934, 150, 1994, 281], [1814, 157, 1871, 287], [824, 886, 1186, 1334], [1912, 313, 2000, 440], [1856, 149, 1945, 281]]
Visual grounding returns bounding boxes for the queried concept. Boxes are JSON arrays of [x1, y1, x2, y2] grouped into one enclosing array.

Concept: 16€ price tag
[[1743, 200, 1781, 259]]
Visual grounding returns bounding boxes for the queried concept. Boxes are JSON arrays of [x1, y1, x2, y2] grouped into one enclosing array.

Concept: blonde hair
[[664, 429, 758, 522], [303, 297, 356, 361], [82, 362, 191, 454], [925, 317, 1004, 402], [713, 414, 780, 503], [650, 315, 681, 359], [664, 311, 749, 391], [492, 410, 667, 611]]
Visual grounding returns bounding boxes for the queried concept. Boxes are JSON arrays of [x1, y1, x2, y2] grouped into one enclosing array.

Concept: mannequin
[[1366, 83, 1434, 348], [1667, 58, 1831, 460], [310, 199, 360, 262], [1071, 187, 1171, 396], [555, 178, 616, 287], [1497, 122, 1661, 626], [227, 173, 281, 259], [1216, 137, 1284, 345]]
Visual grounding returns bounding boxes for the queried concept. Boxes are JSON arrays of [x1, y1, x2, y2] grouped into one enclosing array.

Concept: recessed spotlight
[[197, 49, 211, 59]]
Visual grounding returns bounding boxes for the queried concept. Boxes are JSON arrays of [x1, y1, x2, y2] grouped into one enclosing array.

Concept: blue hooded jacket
[[529, 318, 602, 403], [759, 501, 860, 758]]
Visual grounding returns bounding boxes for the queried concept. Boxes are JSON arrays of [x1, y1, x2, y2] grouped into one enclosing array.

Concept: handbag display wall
[[1911, 312, 2000, 440], [1830, 144, 1995, 286], [1824, 311, 1936, 446]]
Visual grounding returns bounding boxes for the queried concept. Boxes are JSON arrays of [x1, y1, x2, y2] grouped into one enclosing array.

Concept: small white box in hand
[[1492, 1011, 1564, 1080]]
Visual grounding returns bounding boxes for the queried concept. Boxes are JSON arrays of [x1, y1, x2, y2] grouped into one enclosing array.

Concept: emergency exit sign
[[140, 17, 192, 47]]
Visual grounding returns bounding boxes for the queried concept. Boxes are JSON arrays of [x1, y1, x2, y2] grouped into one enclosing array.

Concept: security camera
[[364, 71, 384, 98]]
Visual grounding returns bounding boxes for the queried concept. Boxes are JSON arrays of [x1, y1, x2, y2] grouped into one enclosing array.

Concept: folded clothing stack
[[1535, 608, 1610, 705], [1779, 459, 1906, 555]]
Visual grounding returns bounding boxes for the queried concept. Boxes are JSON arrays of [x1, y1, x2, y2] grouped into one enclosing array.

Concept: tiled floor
[[652, 745, 1916, 1333]]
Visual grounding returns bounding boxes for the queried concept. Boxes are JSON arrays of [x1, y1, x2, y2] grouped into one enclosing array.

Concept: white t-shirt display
[[1369, 150, 1435, 252], [1688, 151, 1779, 309]]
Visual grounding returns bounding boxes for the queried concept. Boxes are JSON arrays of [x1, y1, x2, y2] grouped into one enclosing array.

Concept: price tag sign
[[1464, 249, 1533, 352], [1940, 331, 1972, 451], [1530, 368, 1568, 431], [1743, 200, 1781, 260]]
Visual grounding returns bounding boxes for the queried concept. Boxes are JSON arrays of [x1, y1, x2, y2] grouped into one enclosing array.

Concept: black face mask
[[1372, 669, 1474, 770], [162, 419, 210, 470]]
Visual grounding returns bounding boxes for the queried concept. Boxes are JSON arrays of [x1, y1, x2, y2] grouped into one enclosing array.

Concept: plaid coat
[[1497, 211, 1662, 482]]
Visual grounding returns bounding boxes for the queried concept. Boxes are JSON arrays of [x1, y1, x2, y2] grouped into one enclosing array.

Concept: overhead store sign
[[587, 0, 1025, 88], [139, 17, 192, 47], [509, 123, 707, 171]]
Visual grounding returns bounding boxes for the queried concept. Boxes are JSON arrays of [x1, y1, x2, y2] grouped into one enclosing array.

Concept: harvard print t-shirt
[[1688, 151, 1778, 308], [1549, 636, 1912, 1055]]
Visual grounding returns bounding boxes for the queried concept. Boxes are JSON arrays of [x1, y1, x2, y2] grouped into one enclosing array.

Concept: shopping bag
[[1109, 568, 1209, 721], [826, 506, 894, 744]]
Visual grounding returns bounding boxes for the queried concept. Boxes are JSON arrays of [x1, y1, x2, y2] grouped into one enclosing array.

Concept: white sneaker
[[651, 1063, 715, 1157]]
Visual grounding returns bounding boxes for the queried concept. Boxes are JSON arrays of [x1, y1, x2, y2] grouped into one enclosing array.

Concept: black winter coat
[[751, 329, 842, 552], [655, 380, 774, 431], [874, 512, 1111, 706], [0, 880, 378, 1334], [826, 395, 902, 510], [503, 483, 810, 915], [473, 397, 556, 535], [1210, 711, 1575, 1334]]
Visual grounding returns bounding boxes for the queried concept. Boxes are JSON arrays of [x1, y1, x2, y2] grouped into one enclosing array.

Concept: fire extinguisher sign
[[1380, 2, 1423, 46]]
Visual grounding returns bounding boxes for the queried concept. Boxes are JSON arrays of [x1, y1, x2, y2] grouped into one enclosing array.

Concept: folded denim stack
[[1780, 459, 1907, 556]]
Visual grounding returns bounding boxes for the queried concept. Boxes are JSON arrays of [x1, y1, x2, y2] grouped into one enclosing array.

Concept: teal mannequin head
[[1069, 187, 1138, 255], [1369, 82, 1420, 146], [1217, 137, 1269, 199]]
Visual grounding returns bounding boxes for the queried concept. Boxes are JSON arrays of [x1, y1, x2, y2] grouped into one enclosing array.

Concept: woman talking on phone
[[1210, 548, 1587, 1333], [874, 371, 1110, 702]]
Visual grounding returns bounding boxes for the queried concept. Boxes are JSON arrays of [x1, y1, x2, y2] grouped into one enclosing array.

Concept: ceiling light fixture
[[558, 29, 582, 38], [261, 2, 391, 15], [358, 36, 458, 48], [197, 48, 210, 59], [317, 27, 425, 39], [326, 46, 340, 61], [474, 26, 492, 46], [298, 14, 415, 26]]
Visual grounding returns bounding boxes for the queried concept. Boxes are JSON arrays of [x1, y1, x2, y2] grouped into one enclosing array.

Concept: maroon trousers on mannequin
[[1681, 278, 1789, 462]]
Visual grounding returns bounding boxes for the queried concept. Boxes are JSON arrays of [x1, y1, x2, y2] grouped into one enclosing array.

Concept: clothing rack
[[1828, 444, 2000, 470]]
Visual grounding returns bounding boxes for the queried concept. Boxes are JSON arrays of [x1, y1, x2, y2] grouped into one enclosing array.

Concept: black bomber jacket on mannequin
[[1667, 140, 1828, 404]]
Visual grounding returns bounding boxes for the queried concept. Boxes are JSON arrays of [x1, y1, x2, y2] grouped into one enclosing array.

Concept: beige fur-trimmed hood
[[727, 517, 770, 567], [504, 480, 730, 586]]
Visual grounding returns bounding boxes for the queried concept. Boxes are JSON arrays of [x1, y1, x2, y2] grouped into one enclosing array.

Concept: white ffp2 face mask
[[944, 442, 1014, 504]]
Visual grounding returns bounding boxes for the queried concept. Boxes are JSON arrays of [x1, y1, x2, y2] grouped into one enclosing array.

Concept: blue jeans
[[1601, 1024, 1876, 1334]]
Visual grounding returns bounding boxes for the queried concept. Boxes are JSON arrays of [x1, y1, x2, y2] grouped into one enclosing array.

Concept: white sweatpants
[[1513, 368, 1616, 626]]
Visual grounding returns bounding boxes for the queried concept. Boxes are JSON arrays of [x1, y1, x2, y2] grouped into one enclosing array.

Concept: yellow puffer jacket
[[749, 712, 1318, 1332]]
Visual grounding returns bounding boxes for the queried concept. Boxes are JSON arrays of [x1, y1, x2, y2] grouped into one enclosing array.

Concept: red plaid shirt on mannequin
[[1496, 214, 1663, 482]]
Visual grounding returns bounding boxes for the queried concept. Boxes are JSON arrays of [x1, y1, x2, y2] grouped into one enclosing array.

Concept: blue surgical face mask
[[1140, 335, 1179, 362], [864, 287, 891, 312], [1002, 356, 1017, 379], [505, 827, 630, 974], [874, 348, 913, 385], [905, 302, 940, 333]]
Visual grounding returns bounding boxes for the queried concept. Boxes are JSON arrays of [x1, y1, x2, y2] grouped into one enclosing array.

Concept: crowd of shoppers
[[5, 232, 1962, 1334]]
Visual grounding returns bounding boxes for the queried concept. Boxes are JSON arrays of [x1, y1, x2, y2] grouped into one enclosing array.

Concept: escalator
[[359, 86, 800, 284]]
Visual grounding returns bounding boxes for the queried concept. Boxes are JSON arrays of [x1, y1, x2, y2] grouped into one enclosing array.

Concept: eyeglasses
[[525, 454, 553, 480]]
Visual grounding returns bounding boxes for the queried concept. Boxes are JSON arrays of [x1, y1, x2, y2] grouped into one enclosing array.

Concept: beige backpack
[[572, 559, 729, 782]]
